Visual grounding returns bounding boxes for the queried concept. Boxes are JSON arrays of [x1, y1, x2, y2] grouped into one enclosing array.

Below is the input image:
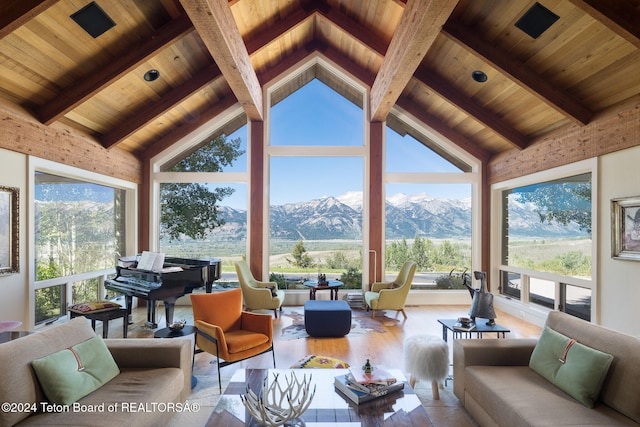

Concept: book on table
[[453, 321, 476, 331], [334, 373, 404, 405], [348, 366, 397, 386]]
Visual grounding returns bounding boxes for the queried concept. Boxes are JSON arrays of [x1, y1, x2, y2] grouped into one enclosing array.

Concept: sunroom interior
[[0, 0, 639, 339]]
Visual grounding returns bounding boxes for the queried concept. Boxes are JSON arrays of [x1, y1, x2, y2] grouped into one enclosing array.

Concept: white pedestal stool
[[403, 334, 449, 399]]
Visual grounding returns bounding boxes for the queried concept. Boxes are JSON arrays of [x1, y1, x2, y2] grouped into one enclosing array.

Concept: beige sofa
[[0, 317, 191, 427], [454, 311, 640, 426]]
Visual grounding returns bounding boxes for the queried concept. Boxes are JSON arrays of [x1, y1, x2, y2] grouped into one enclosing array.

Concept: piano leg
[[146, 300, 158, 329], [164, 298, 177, 327], [125, 295, 133, 324]]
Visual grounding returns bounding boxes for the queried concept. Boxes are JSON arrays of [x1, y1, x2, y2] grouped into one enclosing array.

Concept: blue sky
[[217, 79, 471, 209]]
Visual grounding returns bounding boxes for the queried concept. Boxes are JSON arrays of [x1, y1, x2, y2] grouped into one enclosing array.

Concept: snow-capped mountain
[[188, 191, 587, 241]]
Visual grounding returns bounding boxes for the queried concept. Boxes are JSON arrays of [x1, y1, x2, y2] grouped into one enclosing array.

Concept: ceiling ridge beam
[[257, 39, 376, 92], [413, 67, 528, 150], [0, 0, 60, 40], [370, 0, 459, 122], [140, 94, 238, 161], [395, 97, 490, 162], [567, 0, 640, 49], [101, 63, 222, 149], [442, 19, 593, 125], [181, 0, 263, 121], [243, 5, 388, 71], [36, 15, 194, 125]]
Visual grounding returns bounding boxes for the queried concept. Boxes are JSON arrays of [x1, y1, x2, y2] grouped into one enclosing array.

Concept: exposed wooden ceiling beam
[[413, 67, 528, 150], [395, 97, 490, 162], [101, 63, 221, 149], [0, 0, 59, 40], [568, 0, 640, 49], [36, 15, 194, 125], [256, 38, 377, 91], [180, 0, 263, 121], [244, 7, 315, 56], [315, 6, 388, 57], [140, 94, 238, 161], [257, 44, 318, 87], [316, 44, 376, 88], [370, 0, 459, 122], [239, 5, 382, 93], [442, 20, 593, 125]]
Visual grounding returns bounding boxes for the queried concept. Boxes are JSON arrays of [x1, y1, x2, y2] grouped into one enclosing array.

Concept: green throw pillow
[[529, 326, 613, 408], [32, 335, 120, 405]]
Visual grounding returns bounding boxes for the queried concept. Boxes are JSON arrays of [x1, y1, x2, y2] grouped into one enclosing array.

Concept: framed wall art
[[0, 186, 19, 274], [612, 195, 640, 261]]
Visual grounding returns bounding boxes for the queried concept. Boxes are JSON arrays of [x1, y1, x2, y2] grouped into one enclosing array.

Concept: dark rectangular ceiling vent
[[70, 2, 116, 38], [515, 2, 559, 39]]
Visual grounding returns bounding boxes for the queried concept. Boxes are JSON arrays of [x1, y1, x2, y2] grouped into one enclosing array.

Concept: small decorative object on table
[[462, 271, 497, 326], [168, 319, 186, 331], [362, 358, 374, 373], [241, 371, 315, 426], [317, 273, 328, 286], [454, 317, 476, 331]]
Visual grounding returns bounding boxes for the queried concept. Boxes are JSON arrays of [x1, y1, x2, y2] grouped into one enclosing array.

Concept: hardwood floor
[[111, 302, 541, 375]]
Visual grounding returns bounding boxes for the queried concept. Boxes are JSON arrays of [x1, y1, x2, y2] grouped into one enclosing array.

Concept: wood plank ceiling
[[1, 0, 639, 167]]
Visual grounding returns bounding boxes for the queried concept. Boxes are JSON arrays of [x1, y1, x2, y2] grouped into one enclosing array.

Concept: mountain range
[[206, 192, 588, 241]]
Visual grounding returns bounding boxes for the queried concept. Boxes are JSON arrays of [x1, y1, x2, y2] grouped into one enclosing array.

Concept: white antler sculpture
[[241, 371, 315, 426]]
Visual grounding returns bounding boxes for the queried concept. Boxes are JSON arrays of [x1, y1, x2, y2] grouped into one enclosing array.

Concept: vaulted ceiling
[[1, 0, 639, 167]]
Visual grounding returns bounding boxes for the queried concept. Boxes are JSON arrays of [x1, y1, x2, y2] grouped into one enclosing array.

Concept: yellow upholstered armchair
[[191, 288, 275, 392], [364, 261, 417, 319], [235, 260, 285, 318]]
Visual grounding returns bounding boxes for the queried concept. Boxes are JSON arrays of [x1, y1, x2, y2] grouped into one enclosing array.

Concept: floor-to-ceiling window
[[155, 111, 248, 286], [384, 112, 478, 293], [148, 60, 482, 303], [267, 76, 365, 291]]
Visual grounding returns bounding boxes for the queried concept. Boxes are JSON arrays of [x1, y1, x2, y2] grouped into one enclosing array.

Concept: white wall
[[598, 145, 640, 336], [0, 148, 28, 326]]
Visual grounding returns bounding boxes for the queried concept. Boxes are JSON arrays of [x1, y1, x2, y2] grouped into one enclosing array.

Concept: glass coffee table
[[205, 368, 433, 426], [438, 318, 510, 342]]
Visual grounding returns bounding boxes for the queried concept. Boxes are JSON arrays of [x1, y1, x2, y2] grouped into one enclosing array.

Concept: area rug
[[280, 308, 389, 340]]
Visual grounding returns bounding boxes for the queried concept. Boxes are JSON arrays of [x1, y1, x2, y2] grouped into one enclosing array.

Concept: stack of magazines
[[334, 366, 404, 404]]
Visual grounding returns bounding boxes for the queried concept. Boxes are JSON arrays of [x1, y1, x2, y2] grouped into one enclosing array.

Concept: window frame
[[263, 55, 370, 285], [490, 158, 598, 323], [28, 157, 137, 327], [383, 108, 482, 295]]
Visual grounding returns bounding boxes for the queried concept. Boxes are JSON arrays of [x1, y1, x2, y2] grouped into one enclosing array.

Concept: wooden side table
[[69, 308, 129, 338]]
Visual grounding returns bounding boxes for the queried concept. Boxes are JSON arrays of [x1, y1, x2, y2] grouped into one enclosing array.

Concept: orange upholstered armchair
[[191, 288, 275, 391]]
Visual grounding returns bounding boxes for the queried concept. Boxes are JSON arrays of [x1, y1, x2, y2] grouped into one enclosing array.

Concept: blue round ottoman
[[304, 300, 352, 337]]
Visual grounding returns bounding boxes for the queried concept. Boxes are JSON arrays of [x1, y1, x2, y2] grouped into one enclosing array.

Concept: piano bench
[[69, 308, 129, 338]]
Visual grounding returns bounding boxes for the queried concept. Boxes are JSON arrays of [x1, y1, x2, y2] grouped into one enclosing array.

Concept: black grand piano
[[105, 256, 222, 328]]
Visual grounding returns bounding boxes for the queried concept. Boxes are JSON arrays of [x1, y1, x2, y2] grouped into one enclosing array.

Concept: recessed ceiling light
[[471, 70, 488, 83], [144, 70, 160, 82]]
